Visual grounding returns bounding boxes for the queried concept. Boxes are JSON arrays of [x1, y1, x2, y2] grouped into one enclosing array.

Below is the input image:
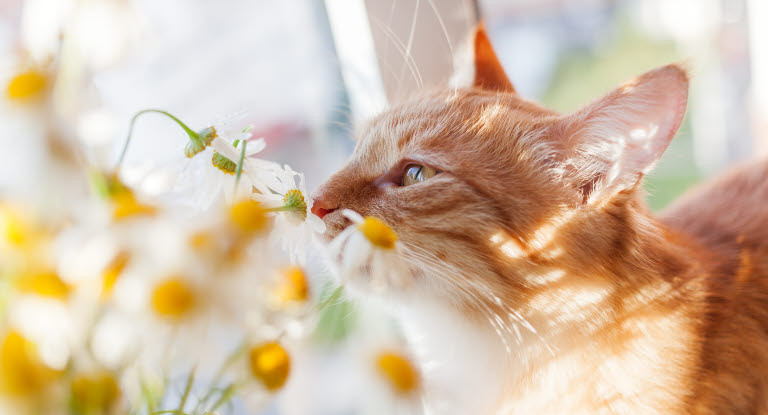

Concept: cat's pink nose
[[311, 198, 336, 219]]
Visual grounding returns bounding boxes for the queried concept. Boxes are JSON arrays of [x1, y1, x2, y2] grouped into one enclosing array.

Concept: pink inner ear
[[560, 65, 689, 194], [616, 68, 689, 171]]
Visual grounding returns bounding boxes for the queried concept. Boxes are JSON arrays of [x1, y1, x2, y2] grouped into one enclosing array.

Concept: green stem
[[234, 139, 247, 187], [176, 368, 196, 415], [116, 109, 200, 169], [140, 373, 159, 414], [194, 341, 247, 412], [207, 383, 239, 412], [316, 285, 344, 312], [266, 205, 305, 213]]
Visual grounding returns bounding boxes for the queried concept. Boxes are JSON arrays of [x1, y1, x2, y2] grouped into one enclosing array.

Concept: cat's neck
[[400, 197, 708, 414]]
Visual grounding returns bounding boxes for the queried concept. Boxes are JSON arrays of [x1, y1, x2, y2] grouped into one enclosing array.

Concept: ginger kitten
[[312, 25, 768, 414]]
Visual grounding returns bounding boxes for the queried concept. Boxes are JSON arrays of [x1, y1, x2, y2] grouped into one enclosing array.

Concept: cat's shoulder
[[660, 159, 768, 414]]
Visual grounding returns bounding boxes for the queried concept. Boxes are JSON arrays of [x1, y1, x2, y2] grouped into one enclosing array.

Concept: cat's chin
[[316, 211, 350, 241]]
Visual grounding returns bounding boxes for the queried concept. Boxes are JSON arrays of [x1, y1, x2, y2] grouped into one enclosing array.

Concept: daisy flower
[[103, 200, 285, 375], [228, 337, 294, 413], [5, 68, 49, 102], [375, 350, 420, 396], [209, 131, 269, 199], [0, 329, 65, 409], [115, 109, 267, 211], [68, 369, 123, 414], [248, 162, 325, 264], [327, 210, 410, 292]]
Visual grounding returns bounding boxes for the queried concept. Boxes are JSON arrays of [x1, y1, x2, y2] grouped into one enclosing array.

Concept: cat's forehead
[[350, 89, 556, 175]]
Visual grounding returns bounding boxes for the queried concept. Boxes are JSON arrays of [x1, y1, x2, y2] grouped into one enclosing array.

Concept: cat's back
[[661, 158, 768, 253], [660, 159, 768, 414]]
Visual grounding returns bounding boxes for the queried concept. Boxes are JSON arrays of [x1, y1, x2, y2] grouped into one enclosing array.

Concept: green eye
[[402, 164, 437, 186]]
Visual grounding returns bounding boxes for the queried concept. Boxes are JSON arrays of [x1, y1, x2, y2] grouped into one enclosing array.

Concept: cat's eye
[[401, 164, 438, 186]]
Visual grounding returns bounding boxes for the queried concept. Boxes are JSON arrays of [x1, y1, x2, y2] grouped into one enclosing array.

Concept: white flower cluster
[[0, 66, 420, 415], [0, 65, 339, 414]]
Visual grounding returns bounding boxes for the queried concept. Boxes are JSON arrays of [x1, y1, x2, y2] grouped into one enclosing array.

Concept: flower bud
[[184, 126, 217, 158]]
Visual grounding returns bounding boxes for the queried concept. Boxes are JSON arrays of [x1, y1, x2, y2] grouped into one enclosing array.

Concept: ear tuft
[[557, 64, 689, 202], [472, 23, 515, 93]]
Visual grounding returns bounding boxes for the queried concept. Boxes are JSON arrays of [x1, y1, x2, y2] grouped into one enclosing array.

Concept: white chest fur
[[392, 285, 693, 415], [396, 298, 510, 415]]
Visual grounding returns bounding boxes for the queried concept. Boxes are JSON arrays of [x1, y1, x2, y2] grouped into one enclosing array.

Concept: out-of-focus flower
[[358, 216, 398, 249], [228, 199, 269, 237], [5, 69, 48, 101], [328, 210, 410, 291], [375, 351, 419, 396], [0, 203, 51, 258], [70, 371, 121, 413], [248, 341, 291, 391], [0, 91, 359, 414], [89, 170, 157, 222], [111, 191, 157, 221], [150, 277, 198, 320], [100, 251, 130, 299], [0, 330, 62, 397], [274, 266, 309, 305], [16, 270, 71, 300], [0, 204, 32, 248]]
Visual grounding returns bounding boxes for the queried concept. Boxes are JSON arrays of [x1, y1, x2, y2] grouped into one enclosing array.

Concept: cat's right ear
[[471, 23, 516, 93], [554, 64, 689, 203]]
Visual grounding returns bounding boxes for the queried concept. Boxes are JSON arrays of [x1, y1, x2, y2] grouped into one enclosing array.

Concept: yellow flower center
[[6, 70, 47, 100], [211, 151, 236, 174], [357, 217, 397, 249], [282, 189, 307, 220], [276, 266, 308, 304], [151, 278, 197, 320], [101, 252, 130, 298], [0, 205, 29, 246], [17, 271, 70, 300], [248, 342, 290, 391], [70, 371, 120, 412], [229, 200, 268, 235], [188, 230, 214, 252], [375, 352, 419, 395], [0, 331, 61, 397], [111, 191, 157, 221]]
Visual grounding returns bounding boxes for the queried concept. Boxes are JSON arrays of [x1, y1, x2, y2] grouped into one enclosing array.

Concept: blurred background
[[1, 0, 766, 413]]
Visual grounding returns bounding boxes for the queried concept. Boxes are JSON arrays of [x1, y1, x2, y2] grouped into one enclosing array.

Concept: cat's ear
[[472, 23, 515, 93], [555, 64, 688, 202]]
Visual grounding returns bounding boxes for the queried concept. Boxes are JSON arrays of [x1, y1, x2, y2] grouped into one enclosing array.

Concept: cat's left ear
[[472, 23, 516, 93], [555, 64, 689, 202]]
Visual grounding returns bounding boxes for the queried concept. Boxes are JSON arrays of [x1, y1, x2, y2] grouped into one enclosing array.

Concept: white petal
[[342, 209, 364, 224], [307, 215, 326, 233], [211, 137, 241, 161], [245, 137, 266, 155]]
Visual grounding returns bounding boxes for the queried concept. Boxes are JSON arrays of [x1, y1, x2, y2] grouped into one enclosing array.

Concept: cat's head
[[312, 25, 688, 307]]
